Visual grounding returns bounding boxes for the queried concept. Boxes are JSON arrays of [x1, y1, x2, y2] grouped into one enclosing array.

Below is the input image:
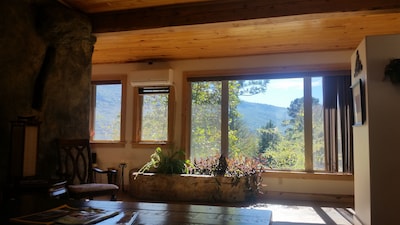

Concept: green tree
[[230, 80, 270, 158], [191, 79, 270, 160], [258, 120, 280, 154], [263, 96, 323, 170], [94, 113, 120, 140], [230, 118, 259, 158], [312, 100, 325, 170], [141, 94, 169, 141], [284, 97, 319, 139], [191, 81, 222, 159], [284, 98, 304, 141], [238, 80, 269, 95]]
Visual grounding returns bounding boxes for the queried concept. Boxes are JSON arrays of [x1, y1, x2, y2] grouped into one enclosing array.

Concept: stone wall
[[130, 173, 258, 203], [0, 0, 95, 183]]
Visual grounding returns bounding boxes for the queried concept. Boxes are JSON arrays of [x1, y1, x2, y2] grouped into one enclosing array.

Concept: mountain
[[237, 101, 288, 133], [94, 84, 289, 135], [95, 85, 121, 118]]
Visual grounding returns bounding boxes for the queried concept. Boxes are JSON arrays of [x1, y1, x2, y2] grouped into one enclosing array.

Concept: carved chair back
[[58, 139, 94, 185]]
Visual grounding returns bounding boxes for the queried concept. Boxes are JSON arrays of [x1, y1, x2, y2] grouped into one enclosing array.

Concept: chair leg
[[111, 194, 117, 201]]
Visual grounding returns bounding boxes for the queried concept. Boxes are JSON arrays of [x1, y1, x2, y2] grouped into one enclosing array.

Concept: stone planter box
[[129, 172, 257, 203]]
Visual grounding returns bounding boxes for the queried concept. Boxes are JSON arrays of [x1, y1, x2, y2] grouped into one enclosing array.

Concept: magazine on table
[[10, 204, 71, 225], [115, 211, 139, 225], [54, 206, 119, 224], [9, 204, 128, 225]]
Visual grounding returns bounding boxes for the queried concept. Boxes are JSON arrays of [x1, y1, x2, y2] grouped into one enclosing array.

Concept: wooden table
[[7, 199, 272, 225]]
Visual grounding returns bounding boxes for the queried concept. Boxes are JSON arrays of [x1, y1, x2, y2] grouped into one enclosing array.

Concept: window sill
[[262, 170, 353, 181], [90, 141, 126, 148], [131, 142, 172, 149]]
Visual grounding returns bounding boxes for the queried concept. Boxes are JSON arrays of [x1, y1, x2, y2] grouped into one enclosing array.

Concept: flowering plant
[[190, 154, 266, 196]]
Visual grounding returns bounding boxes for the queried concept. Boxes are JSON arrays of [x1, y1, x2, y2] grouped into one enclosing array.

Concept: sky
[[238, 78, 323, 108]]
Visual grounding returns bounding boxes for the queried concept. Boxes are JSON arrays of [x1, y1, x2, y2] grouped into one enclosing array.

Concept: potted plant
[[135, 147, 191, 175], [190, 154, 264, 201], [130, 148, 265, 203]]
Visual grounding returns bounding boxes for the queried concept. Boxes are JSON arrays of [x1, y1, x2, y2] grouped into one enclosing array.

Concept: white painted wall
[[92, 50, 354, 196], [352, 34, 400, 225], [351, 39, 371, 224], [263, 174, 354, 195]]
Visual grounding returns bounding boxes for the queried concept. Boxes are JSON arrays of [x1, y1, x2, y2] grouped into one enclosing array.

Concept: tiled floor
[[95, 191, 354, 225]]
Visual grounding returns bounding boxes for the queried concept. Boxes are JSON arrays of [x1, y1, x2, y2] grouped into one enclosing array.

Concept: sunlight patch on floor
[[248, 204, 324, 224], [321, 207, 352, 225], [247, 203, 353, 225]]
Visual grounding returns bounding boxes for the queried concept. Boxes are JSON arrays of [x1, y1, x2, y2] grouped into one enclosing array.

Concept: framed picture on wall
[[351, 78, 365, 126]]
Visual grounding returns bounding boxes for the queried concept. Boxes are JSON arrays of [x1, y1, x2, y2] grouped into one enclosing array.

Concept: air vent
[[130, 69, 173, 87]]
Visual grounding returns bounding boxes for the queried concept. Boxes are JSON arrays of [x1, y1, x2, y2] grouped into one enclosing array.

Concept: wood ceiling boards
[[60, 0, 400, 64]]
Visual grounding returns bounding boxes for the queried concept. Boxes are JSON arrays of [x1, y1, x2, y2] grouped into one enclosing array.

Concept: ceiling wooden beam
[[60, 0, 214, 13], [91, 0, 400, 33]]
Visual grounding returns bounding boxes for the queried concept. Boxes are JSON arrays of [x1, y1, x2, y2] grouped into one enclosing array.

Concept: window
[[133, 86, 174, 145], [184, 70, 353, 173], [90, 77, 126, 143]]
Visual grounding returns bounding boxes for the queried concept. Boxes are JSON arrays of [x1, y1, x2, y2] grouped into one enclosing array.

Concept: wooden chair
[[57, 139, 119, 200]]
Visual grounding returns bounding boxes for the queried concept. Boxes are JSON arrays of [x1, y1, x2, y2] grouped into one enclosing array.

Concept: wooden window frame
[[181, 64, 352, 174], [132, 85, 175, 148], [90, 75, 126, 147]]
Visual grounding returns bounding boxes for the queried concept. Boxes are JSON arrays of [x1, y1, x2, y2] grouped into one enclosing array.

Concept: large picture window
[[185, 70, 353, 173]]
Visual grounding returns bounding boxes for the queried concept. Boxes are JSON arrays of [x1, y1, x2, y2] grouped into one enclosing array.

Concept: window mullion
[[221, 80, 229, 157], [304, 77, 313, 171]]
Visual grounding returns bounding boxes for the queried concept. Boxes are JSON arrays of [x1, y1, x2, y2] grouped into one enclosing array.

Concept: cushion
[[68, 183, 119, 194]]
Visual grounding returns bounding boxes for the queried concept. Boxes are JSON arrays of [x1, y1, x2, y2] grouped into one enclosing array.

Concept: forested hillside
[[95, 87, 288, 135], [237, 101, 287, 133]]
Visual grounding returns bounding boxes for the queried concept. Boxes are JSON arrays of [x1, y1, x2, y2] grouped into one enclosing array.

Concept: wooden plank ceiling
[[60, 0, 400, 64]]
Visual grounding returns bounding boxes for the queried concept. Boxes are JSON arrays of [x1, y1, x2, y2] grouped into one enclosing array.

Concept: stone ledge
[[130, 172, 257, 203]]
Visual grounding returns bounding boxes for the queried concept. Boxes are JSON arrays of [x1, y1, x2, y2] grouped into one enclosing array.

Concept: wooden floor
[[96, 191, 355, 225]]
